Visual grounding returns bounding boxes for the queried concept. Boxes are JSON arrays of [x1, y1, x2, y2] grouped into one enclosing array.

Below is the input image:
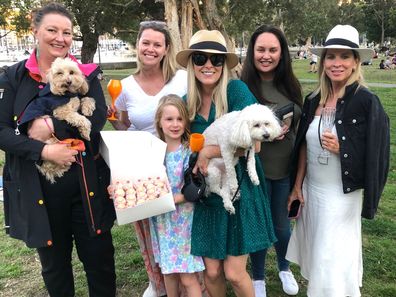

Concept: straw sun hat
[[311, 25, 374, 62], [176, 30, 239, 69]]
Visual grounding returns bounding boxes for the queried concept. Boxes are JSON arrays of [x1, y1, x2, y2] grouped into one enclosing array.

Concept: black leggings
[[36, 182, 116, 297]]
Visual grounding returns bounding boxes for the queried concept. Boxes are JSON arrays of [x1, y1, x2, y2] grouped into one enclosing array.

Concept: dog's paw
[[79, 127, 91, 141], [224, 203, 235, 214], [80, 97, 96, 116], [251, 176, 260, 186], [69, 97, 81, 110], [222, 196, 236, 214]]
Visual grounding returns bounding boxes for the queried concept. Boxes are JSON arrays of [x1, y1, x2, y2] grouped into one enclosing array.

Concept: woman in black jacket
[[285, 25, 389, 297], [0, 3, 116, 297]]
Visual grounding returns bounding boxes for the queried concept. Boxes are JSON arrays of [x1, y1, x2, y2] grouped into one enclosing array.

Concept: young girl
[[149, 94, 205, 297]]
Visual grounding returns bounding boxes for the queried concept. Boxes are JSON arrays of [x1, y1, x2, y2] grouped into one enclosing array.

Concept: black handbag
[[181, 152, 206, 202], [274, 103, 294, 127]]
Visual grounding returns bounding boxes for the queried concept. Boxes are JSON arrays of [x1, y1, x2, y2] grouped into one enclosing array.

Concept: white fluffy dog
[[203, 103, 282, 213]]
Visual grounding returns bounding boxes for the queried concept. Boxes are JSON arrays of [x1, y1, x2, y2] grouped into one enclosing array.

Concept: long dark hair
[[241, 24, 302, 107]]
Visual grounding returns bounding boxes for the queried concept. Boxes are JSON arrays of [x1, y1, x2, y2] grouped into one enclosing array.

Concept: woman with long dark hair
[[241, 24, 302, 297]]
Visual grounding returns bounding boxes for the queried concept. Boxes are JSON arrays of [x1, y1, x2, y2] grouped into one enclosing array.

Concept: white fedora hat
[[176, 30, 239, 69], [311, 25, 374, 62]]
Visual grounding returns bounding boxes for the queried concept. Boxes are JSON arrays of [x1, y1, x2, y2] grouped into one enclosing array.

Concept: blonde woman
[[176, 30, 276, 297], [286, 25, 390, 297], [108, 21, 187, 297]]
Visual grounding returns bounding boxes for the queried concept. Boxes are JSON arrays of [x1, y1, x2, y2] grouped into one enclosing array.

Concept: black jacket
[[0, 60, 115, 248], [18, 84, 76, 126], [290, 82, 390, 219]]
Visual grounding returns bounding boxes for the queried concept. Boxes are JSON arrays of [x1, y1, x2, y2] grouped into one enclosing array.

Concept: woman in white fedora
[[176, 30, 276, 297], [286, 24, 390, 296]]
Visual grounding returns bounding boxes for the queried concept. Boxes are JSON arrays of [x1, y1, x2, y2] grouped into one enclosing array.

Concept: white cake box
[[100, 131, 175, 225]]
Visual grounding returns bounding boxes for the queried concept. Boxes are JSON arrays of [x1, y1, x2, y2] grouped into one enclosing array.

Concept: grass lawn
[[0, 61, 395, 297]]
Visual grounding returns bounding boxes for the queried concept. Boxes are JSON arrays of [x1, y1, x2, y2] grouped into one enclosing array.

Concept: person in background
[[0, 3, 116, 296], [176, 29, 276, 297], [240, 24, 302, 297], [150, 94, 205, 297], [286, 24, 390, 297], [309, 51, 318, 73], [384, 56, 394, 69], [107, 20, 187, 297], [379, 59, 387, 69]]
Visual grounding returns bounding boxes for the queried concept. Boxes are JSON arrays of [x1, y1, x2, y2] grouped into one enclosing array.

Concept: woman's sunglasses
[[191, 53, 226, 67], [139, 20, 167, 28]]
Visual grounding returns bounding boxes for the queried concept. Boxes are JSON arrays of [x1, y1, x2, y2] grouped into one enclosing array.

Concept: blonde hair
[[135, 22, 178, 84], [155, 94, 191, 146], [312, 49, 366, 104], [185, 57, 230, 121]]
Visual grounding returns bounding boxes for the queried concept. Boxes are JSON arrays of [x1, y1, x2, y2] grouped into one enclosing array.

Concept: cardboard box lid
[[100, 131, 167, 180]]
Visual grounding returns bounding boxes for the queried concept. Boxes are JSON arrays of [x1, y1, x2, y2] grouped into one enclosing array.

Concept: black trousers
[[37, 170, 116, 297]]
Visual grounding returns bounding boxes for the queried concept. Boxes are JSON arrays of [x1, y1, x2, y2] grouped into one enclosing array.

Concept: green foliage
[[362, 0, 394, 44], [0, 0, 12, 28]]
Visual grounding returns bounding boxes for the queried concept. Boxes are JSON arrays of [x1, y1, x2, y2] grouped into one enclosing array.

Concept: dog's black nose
[[263, 134, 270, 139]]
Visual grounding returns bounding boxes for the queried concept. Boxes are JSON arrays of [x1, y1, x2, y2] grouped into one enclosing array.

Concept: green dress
[[189, 79, 277, 259]]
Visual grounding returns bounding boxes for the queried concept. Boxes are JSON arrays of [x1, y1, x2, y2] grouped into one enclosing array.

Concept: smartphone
[[288, 199, 301, 219]]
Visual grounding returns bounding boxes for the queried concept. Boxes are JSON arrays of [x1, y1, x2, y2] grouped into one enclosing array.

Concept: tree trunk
[[305, 36, 312, 47], [164, 0, 182, 52], [81, 32, 99, 64], [190, 0, 206, 30], [202, 0, 234, 51], [181, 0, 193, 49]]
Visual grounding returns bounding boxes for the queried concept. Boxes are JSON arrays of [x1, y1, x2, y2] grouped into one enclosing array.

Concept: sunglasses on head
[[191, 53, 226, 67], [139, 20, 167, 28]]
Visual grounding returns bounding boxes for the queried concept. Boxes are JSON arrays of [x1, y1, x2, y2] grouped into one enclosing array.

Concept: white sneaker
[[142, 281, 156, 297], [279, 270, 299, 295], [253, 280, 267, 297]]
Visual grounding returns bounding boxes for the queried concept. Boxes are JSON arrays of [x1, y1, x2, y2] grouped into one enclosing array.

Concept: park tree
[[0, 0, 13, 39], [63, 0, 164, 63], [0, 0, 33, 40], [363, 0, 394, 46], [263, 0, 339, 46], [336, 0, 365, 34], [389, 6, 396, 43]]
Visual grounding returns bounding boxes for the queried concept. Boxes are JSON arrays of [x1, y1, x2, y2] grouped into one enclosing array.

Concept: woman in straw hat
[[176, 29, 276, 297], [286, 24, 390, 296]]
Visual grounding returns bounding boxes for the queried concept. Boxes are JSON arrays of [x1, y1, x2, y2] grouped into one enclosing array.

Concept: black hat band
[[325, 38, 359, 49], [190, 41, 227, 53]]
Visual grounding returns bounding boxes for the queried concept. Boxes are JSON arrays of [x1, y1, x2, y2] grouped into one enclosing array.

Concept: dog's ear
[[78, 78, 89, 95], [230, 118, 252, 148], [46, 70, 53, 85], [46, 71, 59, 95]]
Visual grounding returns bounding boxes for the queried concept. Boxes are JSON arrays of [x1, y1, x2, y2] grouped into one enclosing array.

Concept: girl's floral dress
[[149, 144, 205, 274]]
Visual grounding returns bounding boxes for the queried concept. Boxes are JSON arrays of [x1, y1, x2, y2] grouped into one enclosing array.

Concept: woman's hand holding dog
[[41, 143, 78, 166], [28, 117, 54, 142], [193, 145, 221, 176], [275, 124, 290, 141]]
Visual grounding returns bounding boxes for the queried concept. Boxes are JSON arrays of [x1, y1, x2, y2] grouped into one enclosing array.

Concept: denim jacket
[[290, 82, 390, 219]]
